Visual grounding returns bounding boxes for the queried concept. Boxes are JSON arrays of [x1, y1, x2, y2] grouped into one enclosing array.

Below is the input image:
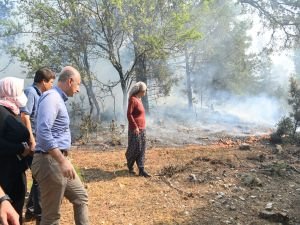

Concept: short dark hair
[[34, 67, 56, 83]]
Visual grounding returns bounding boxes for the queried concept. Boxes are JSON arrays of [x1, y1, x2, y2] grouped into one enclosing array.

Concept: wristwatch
[[0, 194, 11, 204]]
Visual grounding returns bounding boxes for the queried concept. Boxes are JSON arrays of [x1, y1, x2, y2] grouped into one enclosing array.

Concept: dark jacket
[[0, 105, 30, 178]]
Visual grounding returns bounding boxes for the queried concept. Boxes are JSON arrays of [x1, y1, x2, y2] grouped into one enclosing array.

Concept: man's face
[[43, 79, 54, 92], [68, 75, 81, 97]]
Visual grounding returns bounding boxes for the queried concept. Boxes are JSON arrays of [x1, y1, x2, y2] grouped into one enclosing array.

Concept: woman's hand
[[134, 128, 140, 135]]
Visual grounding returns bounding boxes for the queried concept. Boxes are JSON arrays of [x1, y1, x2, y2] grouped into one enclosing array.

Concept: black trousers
[[26, 177, 42, 218], [0, 172, 26, 224]]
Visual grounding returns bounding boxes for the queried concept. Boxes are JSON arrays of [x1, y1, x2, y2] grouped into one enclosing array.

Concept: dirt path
[[25, 143, 300, 225]]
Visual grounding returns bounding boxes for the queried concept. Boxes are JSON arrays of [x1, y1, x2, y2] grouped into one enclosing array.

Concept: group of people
[[0, 65, 150, 225]]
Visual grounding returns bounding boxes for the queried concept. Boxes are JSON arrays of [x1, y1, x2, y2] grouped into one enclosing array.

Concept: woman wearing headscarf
[[0, 77, 32, 224], [126, 81, 151, 177]]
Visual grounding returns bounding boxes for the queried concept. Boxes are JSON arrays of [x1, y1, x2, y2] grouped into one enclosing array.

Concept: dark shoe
[[35, 215, 41, 225], [139, 170, 151, 177], [129, 168, 136, 175], [24, 211, 35, 221]]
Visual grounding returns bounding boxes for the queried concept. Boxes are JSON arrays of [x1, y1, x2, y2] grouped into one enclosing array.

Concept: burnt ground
[[24, 133, 300, 225]]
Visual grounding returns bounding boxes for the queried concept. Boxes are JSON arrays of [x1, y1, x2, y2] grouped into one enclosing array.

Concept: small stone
[[223, 184, 229, 189], [239, 196, 245, 201], [259, 210, 289, 223], [239, 143, 250, 150], [265, 202, 273, 210], [229, 205, 236, 211], [275, 144, 283, 154], [232, 186, 240, 193], [221, 199, 228, 205], [189, 174, 197, 181], [216, 192, 225, 199], [241, 174, 262, 187], [250, 195, 257, 199]]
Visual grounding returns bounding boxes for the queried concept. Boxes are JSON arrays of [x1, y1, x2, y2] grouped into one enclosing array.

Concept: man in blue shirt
[[31, 66, 89, 225], [20, 67, 55, 222]]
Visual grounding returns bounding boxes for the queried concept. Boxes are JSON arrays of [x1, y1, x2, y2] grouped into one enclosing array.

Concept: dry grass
[[25, 144, 300, 225]]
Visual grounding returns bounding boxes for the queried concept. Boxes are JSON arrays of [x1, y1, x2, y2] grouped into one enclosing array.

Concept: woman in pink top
[[126, 82, 151, 177]]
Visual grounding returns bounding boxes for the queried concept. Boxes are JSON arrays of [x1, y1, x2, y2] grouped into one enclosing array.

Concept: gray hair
[[128, 81, 147, 97], [58, 66, 79, 82]]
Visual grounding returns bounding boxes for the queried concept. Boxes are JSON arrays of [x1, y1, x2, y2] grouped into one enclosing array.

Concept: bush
[[272, 77, 300, 144], [276, 117, 294, 137]]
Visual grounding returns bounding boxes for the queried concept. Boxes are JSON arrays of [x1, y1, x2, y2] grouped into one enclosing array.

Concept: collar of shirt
[[32, 84, 42, 96], [54, 86, 68, 102]]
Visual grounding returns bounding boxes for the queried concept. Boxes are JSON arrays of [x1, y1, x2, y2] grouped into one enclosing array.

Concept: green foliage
[[148, 59, 177, 98], [272, 77, 300, 144], [276, 117, 294, 137], [288, 77, 300, 122], [74, 165, 84, 181], [271, 116, 294, 144]]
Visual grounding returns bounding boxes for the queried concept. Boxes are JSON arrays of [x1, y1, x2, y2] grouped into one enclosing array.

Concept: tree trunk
[[185, 47, 193, 110], [121, 79, 128, 119], [81, 79, 94, 116], [82, 50, 101, 121]]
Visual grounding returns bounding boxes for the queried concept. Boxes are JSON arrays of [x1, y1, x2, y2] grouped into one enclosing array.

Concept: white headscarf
[[128, 81, 147, 98], [0, 77, 28, 115]]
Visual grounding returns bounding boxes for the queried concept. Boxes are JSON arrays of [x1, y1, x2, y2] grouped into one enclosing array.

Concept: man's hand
[[29, 137, 36, 151], [0, 200, 20, 225], [59, 159, 76, 180], [49, 148, 76, 180], [134, 128, 140, 135]]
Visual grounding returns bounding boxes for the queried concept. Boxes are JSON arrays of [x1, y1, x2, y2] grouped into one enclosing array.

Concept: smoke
[[148, 92, 286, 129], [214, 94, 286, 125]]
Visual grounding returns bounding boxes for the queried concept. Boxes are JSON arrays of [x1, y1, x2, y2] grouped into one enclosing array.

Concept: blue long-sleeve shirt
[[19, 84, 42, 134], [35, 86, 71, 152]]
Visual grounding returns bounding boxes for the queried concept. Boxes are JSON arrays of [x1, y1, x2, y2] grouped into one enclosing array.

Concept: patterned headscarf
[[128, 81, 147, 98], [0, 77, 28, 115]]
